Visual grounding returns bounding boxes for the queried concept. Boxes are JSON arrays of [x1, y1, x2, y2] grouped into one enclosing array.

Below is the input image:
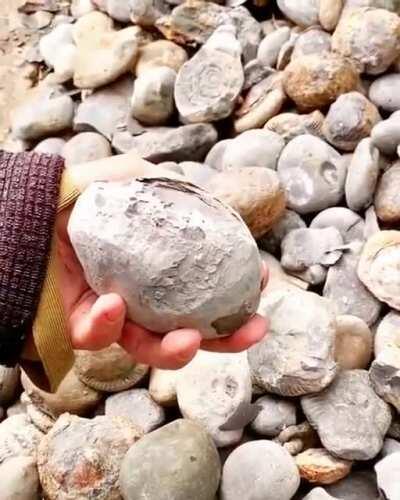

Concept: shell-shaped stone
[[296, 448, 353, 485], [301, 370, 392, 460], [375, 163, 400, 222], [248, 289, 337, 396], [69, 179, 262, 338], [335, 315, 373, 370], [264, 110, 324, 142]]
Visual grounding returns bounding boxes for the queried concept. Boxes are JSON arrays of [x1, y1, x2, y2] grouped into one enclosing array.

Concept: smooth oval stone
[[131, 66, 176, 125], [369, 73, 400, 112], [323, 92, 381, 152], [319, 0, 344, 31], [301, 370, 392, 461], [345, 137, 380, 211], [62, 132, 112, 167], [0, 414, 43, 464], [323, 242, 381, 325], [260, 251, 310, 294], [332, 7, 400, 75], [176, 351, 252, 447], [0, 365, 20, 406], [374, 310, 400, 357], [258, 209, 306, 255], [257, 27, 291, 67], [38, 414, 141, 500], [325, 470, 380, 500], [222, 129, 285, 171], [220, 440, 300, 500], [34, 137, 67, 155], [265, 111, 324, 142], [204, 139, 232, 171], [371, 115, 400, 156], [291, 28, 332, 60], [249, 289, 337, 396], [205, 167, 286, 239], [296, 448, 353, 485], [250, 395, 296, 437], [74, 343, 149, 392], [71, 0, 96, 17], [277, 0, 319, 27], [303, 488, 338, 500], [382, 438, 400, 458], [310, 207, 365, 243], [281, 227, 344, 272], [119, 419, 221, 500], [283, 53, 360, 111], [375, 164, 400, 222], [335, 315, 373, 370], [175, 26, 244, 123], [11, 85, 74, 141], [0, 456, 40, 500], [149, 368, 179, 406], [69, 179, 262, 338], [243, 59, 274, 91], [277, 134, 347, 214], [105, 388, 165, 433], [39, 23, 77, 82], [375, 452, 400, 500], [358, 231, 400, 310], [135, 40, 188, 76]]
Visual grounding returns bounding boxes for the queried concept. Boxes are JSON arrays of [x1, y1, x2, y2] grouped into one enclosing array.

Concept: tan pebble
[[206, 167, 286, 239], [275, 421, 320, 455], [265, 110, 324, 142], [319, 0, 344, 31], [332, 7, 400, 75], [135, 39, 188, 76], [38, 414, 142, 500], [358, 231, 400, 310], [21, 368, 102, 418], [74, 343, 149, 392], [335, 315, 373, 370], [234, 73, 286, 133], [149, 368, 180, 407], [375, 164, 400, 223], [296, 448, 353, 485], [283, 53, 360, 111]]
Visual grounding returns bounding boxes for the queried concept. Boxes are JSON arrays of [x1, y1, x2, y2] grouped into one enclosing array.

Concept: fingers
[[119, 324, 202, 369], [69, 293, 126, 350], [201, 314, 268, 353]]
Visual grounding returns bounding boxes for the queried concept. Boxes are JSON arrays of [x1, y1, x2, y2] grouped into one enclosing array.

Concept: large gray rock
[[220, 440, 300, 500], [277, 135, 347, 214], [250, 395, 296, 437], [301, 370, 392, 461], [375, 452, 400, 499], [112, 123, 217, 162], [68, 178, 262, 339], [119, 419, 221, 500], [325, 471, 380, 500], [248, 289, 337, 396]]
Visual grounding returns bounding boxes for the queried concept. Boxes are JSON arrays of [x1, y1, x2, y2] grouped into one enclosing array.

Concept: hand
[[57, 152, 269, 370]]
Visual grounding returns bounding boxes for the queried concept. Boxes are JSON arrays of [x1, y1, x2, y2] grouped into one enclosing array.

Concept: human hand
[[57, 152, 269, 370]]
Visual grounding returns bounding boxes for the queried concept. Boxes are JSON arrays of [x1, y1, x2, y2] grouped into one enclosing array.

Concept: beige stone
[[296, 448, 353, 485], [334, 315, 373, 370], [135, 40, 188, 76], [149, 368, 179, 407]]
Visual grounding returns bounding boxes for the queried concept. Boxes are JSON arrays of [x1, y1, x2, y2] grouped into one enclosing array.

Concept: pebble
[[204, 139, 232, 171], [301, 370, 392, 460], [73, 12, 139, 89], [250, 395, 296, 437], [176, 351, 252, 447], [310, 207, 365, 243], [34, 137, 67, 155], [258, 209, 306, 255], [69, 179, 262, 338], [220, 440, 300, 500], [234, 73, 286, 133], [322, 92, 381, 152], [275, 421, 320, 456], [369, 73, 400, 112], [325, 470, 380, 500], [277, 0, 319, 28], [0, 456, 40, 500], [105, 388, 165, 433], [206, 167, 286, 238], [0, 365, 20, 406], [243, 59, 274, 91], [358, 231, 400, 310], [264, 110, 324, 142], [381, 438, 400, 457], [71, 0, 96, 17], [112, 123, 218, 162], [39, 23, 77, 82], [334, 315, 373, 370], [375, 163, 400, 222], [11, 85, 74, 141], [131, 66, 176, 125], [291, 28, 332, 60], [38, 414, 141, 500], [62, 132, 112, 166], [277, 134, 347, 214], [249, 289, 336, 396], [0, 414, 43, 464], [135, 40, 187, 76], [120, 419, 220, 500], [370, 114, 400, 156], [283, 53, 360, 111], [281, 227, 344, 273], [375, 452, 400, 500], [21, 368, 102, 418], [129, 0, 170, 26], [180, 161, 217, 188], [332, 7, 400, 75], [148, 368, 179, 406], [345, 138, 380, 211], [175, 26, 244, 123], [295, 448, 353, 485], [257, 26, 291, 67], [95, 0, 131, 23], [74, 76, 133, 140], [74, 343, 149, 392], [260, 251, 311, 294], [323, 242, 382, 325], [303, 488, 338, 500]]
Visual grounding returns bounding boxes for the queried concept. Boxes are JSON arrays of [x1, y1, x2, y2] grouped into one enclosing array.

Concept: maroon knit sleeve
[[0, 150, 64, 366]]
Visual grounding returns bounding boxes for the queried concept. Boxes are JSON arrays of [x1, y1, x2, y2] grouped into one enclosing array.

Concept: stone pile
[[2, 0, 400, 498]]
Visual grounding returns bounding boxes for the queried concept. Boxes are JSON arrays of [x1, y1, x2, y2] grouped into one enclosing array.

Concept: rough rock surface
[[295, 448, 353, 485]]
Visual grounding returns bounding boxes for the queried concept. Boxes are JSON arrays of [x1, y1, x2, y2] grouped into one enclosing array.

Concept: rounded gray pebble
[[371, 115, 400, 156], [325, 470, 380, 500], [292, 28, 332, 60], [369, 73, 400, 112], [258, 209, 306, 254], [257, 27, 291, 67], [310, 207, 365, 243], [251, 395, 296, 437], [62, 132, 112, 167], [34, 137, 67, 155]]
